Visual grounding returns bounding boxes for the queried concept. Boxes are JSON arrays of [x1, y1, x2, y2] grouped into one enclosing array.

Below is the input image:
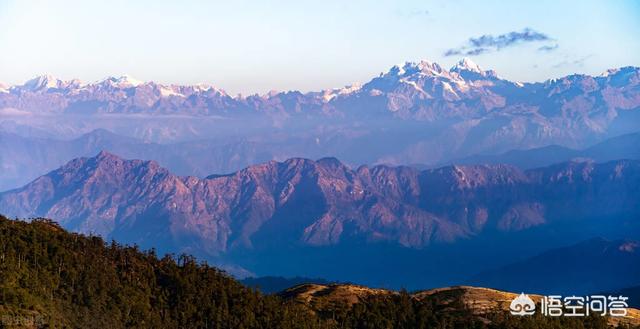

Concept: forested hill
[[0, 215, 316, 328], [0, 215, 635, 329]]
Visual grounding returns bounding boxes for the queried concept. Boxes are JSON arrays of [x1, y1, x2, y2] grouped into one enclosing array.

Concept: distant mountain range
[[2, 59, 639, 173], [606, 286, 640, 308], [3, 59, 638, 123], [0, 128, 283, 192], [1, 58, 638, 289], [1, 126, 638, 193], [1, 152, 638, 288], [470, 238, 640, 295], [244, 239, 640, 296], [450, 132, 640, 169]]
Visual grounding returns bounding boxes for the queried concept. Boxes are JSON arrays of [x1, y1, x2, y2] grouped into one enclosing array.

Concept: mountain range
[[470, 238, 640, 295], [1, 126, 638, 193], [1, 57, 639, 291], [0, 128, 279, 191], [3, 59, 638, 123], [2, 58, 639, 173], [450, 131, 640, 169], [1, 151, 638, 289]]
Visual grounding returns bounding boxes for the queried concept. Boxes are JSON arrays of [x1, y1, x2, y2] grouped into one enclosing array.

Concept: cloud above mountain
[[445, 28, 553, 56], [552, 54, 594, 68], [537, 44, 559, 52]]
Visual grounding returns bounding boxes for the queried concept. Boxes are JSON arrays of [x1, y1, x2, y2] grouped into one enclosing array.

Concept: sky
[[0, 0, 639, 95]]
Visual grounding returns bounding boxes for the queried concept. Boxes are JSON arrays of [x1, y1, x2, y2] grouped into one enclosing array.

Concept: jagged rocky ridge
[[1, 152, 638, 258]]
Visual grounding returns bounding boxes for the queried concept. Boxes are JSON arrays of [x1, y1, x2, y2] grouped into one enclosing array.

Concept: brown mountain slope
[[280, 284, 640, 327]]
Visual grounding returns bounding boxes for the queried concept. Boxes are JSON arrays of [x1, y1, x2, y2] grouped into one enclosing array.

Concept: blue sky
[[1, 0, 638, 94]]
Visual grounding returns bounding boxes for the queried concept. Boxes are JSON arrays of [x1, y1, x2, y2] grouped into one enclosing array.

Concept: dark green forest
[[0, 215, 636, 329]]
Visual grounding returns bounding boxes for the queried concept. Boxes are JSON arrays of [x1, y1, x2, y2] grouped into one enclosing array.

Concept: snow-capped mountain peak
[[19, 75, 82, 92], [193, 83, 214, 92], [101, 75, 143, 88], [417, 60, 446, 75], [398, 60, 447, 77], [320, 83, 362, 102], [450, 58, 483, 74], [23, 74, 63, 91], [384, 60, 448, 78]]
